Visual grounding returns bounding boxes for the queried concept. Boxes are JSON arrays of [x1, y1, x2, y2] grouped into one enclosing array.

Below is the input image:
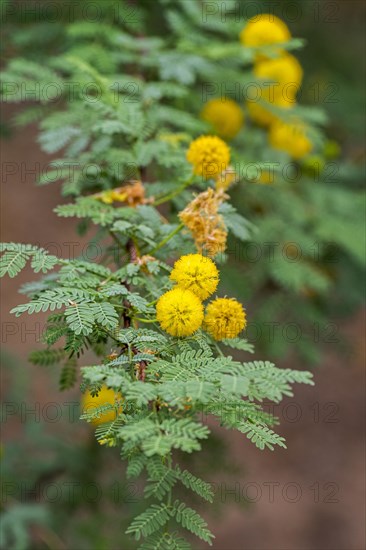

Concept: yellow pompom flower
[[269, 120, 313, 159], [204, 297, 247, 341], [170, 254, 219, 300], [187, 135, 230, 179], [81, 385, 123, 426], [254, 54, 303, 95], [156, 288, 204, 337], [240, 13, 290, 56], [201, 98, 244, 139]]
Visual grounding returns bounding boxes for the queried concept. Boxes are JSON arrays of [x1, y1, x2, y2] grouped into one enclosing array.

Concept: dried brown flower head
[[179, 188, 228, 257]]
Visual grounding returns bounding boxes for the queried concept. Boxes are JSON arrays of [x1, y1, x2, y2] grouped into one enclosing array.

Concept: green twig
[[153, 176, 195, 206], [149, 223, 184, 255], [214, 341, 224, 357], [109, 230, 125, 252]]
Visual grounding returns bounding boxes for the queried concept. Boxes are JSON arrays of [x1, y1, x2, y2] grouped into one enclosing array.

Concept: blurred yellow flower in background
[[269, 120, 313, 159], [250, 169, 276, 185], [247, 92, 295, 126], [247, 54, 302, 127], [254, 53, 303, 95], [324, 139, 341, 160], [187, 135, 230, 178], [215, 166, 237, 191], [81, 386, 123, 426], [201, 98, 244, 139], [240, 13, 291, 58]]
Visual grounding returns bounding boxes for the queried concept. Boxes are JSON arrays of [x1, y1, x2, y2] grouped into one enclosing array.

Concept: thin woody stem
[[109, 230, 125, 252], [153, 176, 195, 206], [167, 453, 173, 508], [149, 223, 184, 255]]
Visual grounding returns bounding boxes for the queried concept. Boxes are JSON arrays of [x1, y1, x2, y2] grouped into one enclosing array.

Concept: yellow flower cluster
[[156, 254, 246, 340], [240, 14, 312, 159], [179, 188, 228, 257], [201, 98, 244, 139], [81, 385, 123, 426], [186, 135, 230, 178]]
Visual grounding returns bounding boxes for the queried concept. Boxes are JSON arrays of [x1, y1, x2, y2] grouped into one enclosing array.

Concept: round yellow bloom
[[204, 297, 247, 341], [201, 98, 244, 139], [170, 254, 219, 300], [187, 135, 230, 179], [240, 13, 290, 53], [81, 385, 123, 426], [254, 54, 303, 96], [156, 288, 204, 337], [269, 120, 313, 159]]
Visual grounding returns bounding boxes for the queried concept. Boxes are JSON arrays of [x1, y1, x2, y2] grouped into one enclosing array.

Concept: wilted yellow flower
[[156, 288, 204, 337], [254, 54, 303, 96], [179, 188, 228, 257], [95, 181, 150, 207], [240, 13, 291, 57], [170, 253, 219, 300], [204, 297, 247, 341], [97, 190, 122, 204], [98, 436, 117, 447], [187, 135, 230, 178], [201, 98, 244, 139], [81, 385, 123, 426], [135, 255, 158, 272], [269, 120, 313, 159]]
